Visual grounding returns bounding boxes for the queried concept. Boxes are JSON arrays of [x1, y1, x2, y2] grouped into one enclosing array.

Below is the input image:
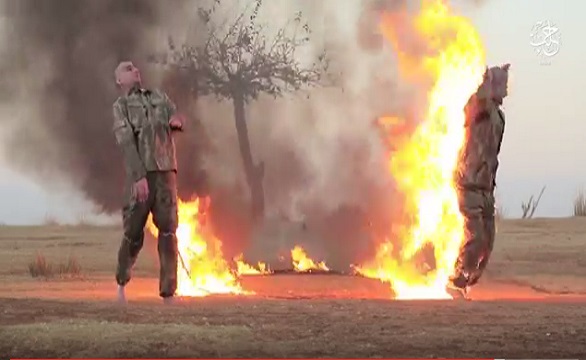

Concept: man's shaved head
[[115, 60, 141, 89], [115, 61, 132, 79]]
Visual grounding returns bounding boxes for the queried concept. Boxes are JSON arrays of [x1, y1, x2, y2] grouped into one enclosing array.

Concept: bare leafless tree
[[151, 0, 331, 221]]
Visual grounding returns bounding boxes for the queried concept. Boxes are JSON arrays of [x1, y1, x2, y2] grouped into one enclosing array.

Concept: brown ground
[[1, 217, 586, 358]]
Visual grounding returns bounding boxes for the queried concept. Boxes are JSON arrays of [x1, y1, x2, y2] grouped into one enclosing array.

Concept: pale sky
[[0, 0, 583, 224]]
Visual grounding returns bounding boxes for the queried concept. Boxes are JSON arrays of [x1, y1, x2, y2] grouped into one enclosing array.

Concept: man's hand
[[132, 177, 149, 203], [169, 114, 185, 131]]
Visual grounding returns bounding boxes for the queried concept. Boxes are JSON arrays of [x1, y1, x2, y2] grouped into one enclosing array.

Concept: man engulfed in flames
[[356, 0, 510, 300], [450, 63, 510, 297]]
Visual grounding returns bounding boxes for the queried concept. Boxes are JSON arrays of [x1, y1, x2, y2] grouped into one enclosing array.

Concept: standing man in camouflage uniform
[[449, 63, 511, 298], [112, 61, 186, 304]]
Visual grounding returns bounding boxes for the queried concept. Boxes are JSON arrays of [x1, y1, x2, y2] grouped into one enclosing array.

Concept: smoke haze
[[0, 0, 482, 267], [0, 0, 174, 212]]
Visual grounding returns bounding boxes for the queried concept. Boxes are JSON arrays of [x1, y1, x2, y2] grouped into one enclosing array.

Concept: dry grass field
[[1, 217, 586, 358]]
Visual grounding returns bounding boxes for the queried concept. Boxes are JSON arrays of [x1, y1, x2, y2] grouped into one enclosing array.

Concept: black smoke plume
[[0, 0, 201, 213]]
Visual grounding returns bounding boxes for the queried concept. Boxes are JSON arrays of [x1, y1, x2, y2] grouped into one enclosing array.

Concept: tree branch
[[150, 0, 332, 102]]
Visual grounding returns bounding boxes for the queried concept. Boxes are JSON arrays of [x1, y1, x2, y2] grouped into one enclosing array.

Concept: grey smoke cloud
[[186, 0, 416, 265], [0, 0, 485, 266], [0, 0, 168, 212]]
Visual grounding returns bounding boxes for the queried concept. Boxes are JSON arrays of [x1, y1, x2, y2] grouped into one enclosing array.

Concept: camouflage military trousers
[[115, 171, 179, 298], [452, 189, 496, 288]]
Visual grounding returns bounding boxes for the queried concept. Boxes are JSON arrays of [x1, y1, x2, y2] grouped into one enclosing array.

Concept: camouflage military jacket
[[112, 87, 178, 182], [455, 92, 505, 192]]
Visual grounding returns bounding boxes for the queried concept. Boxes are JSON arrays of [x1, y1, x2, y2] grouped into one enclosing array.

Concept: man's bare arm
[[112, 102, 147, 182]]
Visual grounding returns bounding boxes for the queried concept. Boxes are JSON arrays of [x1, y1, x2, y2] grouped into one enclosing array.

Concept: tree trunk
[[232, 93, 265, 220]]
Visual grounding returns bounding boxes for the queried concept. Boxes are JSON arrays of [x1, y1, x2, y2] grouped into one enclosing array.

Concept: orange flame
[[146, 197, 250, 296], [355, 0, 486, 299], [291, 245, 329, 272], [233, 253, 272, 275]]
